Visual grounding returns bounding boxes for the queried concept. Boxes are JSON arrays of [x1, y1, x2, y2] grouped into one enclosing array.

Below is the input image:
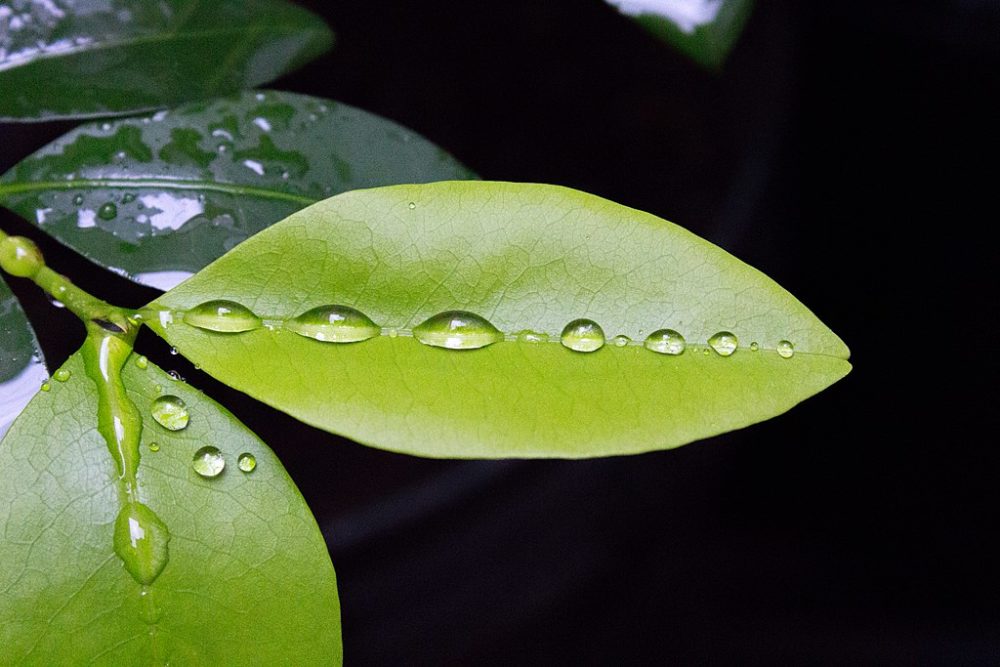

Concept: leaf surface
[[0, 352, 342, 664], [606, 0, 754, 69], [0, 0, 331, 121], [0, 274, 46, 437], [147, 181, 850, 459], [0, 90, 475, 290]]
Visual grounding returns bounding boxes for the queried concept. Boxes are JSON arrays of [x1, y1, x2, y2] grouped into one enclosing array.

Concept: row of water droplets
[[153, 299, 797, 358]]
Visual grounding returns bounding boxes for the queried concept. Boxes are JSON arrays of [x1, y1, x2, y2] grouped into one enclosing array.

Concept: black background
[[1, 1, 997, 664]]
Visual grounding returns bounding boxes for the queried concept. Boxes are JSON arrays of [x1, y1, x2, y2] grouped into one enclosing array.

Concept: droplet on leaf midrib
[[412, 310, 503, 350], [183, 300, 261, 333], [286, 304, 379, 343]]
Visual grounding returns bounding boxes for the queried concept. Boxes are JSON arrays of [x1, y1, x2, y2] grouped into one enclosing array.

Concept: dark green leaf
[[606, 0, 754, 69], [0, 273, 46, 436], [0, 90, 476, 289], [147, 181, 850, 459], [0, 0, 332, 121], [0, 352, 342, 664]]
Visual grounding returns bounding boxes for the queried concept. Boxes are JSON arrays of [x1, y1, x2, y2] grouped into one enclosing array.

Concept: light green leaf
[[606, 0, 754, 69], [0, 273, 46, 436], [0, 0, 332, 121], [146, 181, 850, 459], [0, 90, 475, 290], [0, 353, 341, 664]]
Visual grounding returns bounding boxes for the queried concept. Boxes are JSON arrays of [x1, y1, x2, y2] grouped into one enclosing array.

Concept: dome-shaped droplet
[[53, 368, 71, 382], [777, 340, 795, 358], [560, 319, 605, 353], [135, 355, 148, 369], [149, 442, 160, 452], [750, 341, 760, 351], [97, 203, 118, 220], [40, 382, 51, 392], [286, 304, 379, 343], [72, 194, 84, 205], [708, 331, 738, 357], [151, 395, 189, 431], [113, 502, 170, 585], [192, 446, 225, 478], [612, 335, 631, 347], [413, 311, 503, 350], [516, 330, 549, 344], [644, 329, 685, 355], [183, 300, 261, 333], [237, 453, 257, 473]]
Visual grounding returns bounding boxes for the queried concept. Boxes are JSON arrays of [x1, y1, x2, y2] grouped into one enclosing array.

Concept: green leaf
[[606, 0, 754, 69], [145, 181, 850, 459], [0, 90, 476, 290], [0, 273, 46, 436], [0, 353, 342, 664], [0, 0, 332, 121]]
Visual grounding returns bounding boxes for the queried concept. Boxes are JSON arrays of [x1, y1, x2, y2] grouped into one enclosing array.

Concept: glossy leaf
[[147, 181, 851, 459], [0, 273, 46, 436], [0, 0, 332, 121], [606, 0, 754, 69], [0, 90, 476, 290], [0, 353, 342, 664]]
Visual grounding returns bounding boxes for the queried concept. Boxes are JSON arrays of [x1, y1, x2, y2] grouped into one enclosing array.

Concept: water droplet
[[150, 395, 189, 431], [560, 319, 605, 353], [100, 122, 112, 131], [386, 328, 399, 338], [148, 442, 160, 452], [53, 368, 71, 382], [135, 355, 148, 369], [169, 347, 178, 356], [72, 194, 84, 205], [40, 382, 50, 392], [192, 446, 225, 478], [413, 311, 503, 350], [286, 305, 379, 343], [97, 203, 118, 220], [237, 453, 257, 473], [408, 202, 416, 210], [777, 340, 795, 358], [113, 502, 170, 585], [708, 331, 738, 357], [516, 329, 549, 344], [183, 300, 261, 333], [612, 334, 631, 347], [644, 329, 685, 355], [750, 341, 759, 351], [123, 193, 136, 204]]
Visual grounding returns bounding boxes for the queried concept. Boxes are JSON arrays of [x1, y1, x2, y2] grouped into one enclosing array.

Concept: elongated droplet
[[192, 446, 225, 478], [561, 319, 605, 353], [644, 329, 685, 355], [53, 368, 71, 382], [151, 395, 189, 431], [286, 304, 379, 343], [183, 300, 261, 333], [413, 311, 503, 350], [777, 340, 795, 358], [708, 331, 738, 357], [113, 502, 170, 585], [238, 453, 257, 473], [612, 335, 631, 347], [98, 203, 118, 220], [516, 330, 549, 344]]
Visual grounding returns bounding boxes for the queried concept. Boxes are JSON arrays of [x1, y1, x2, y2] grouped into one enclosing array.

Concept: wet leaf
[[147, 181, 850, 459], [0, 353, 341, 664], [0, 273, 46, 437], [0, 90, 476, 290], [0, 0, 332, 121], [606, 0, 754, 69]]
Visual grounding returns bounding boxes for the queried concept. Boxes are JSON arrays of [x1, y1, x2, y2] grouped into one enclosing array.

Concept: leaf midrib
[[0, 179, 317, 206]]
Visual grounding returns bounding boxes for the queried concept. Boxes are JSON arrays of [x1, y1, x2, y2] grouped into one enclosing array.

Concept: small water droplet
[[183, 300, 261, 333], [53, 368, 71, 382], [286, 305, 379, 343], [237, 453, 257, 473], [612, 334, 631, 347], [515, 329, 549, 344], [113, 502, 170, 585], [97, 202, 118, 220], [408, 202, 416, 210], [148, 442, 160, 452], [644, 329, 685, 355], [100, 122, 112, 131], [750, 341, 759, 351], [708, 331, 738, 357], [387, 328, 399, 338], [40, 382, 51, 392], [169, 347, 178, 356], [413, 311, 503, 350], [560, 319, 605, 353], [150, 395, 189, 431], [135, 355, 148, 369], [192, 446, 225, 478], [72, 194, 84, 205], [168, 370, 184, 382], [777, 340, 795, 358], [123, 193, 136, 204]]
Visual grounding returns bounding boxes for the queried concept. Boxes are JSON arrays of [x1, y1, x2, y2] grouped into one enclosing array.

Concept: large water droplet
[[53, 368, 71, 382], [413, 311, 503, 350], [238, 453, 257, 473], [113, 502, 170, 585], [286, 305, 379, 343], [560, 319, 605, 353], [97, 202, 118, 220], [708, 331, 738, 357], [151, 395, 189, 431], [644, 329, 686, 355], [183, 300, 261, 333], [192, 446, 225, 478], [777, 340, 795, 358]]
